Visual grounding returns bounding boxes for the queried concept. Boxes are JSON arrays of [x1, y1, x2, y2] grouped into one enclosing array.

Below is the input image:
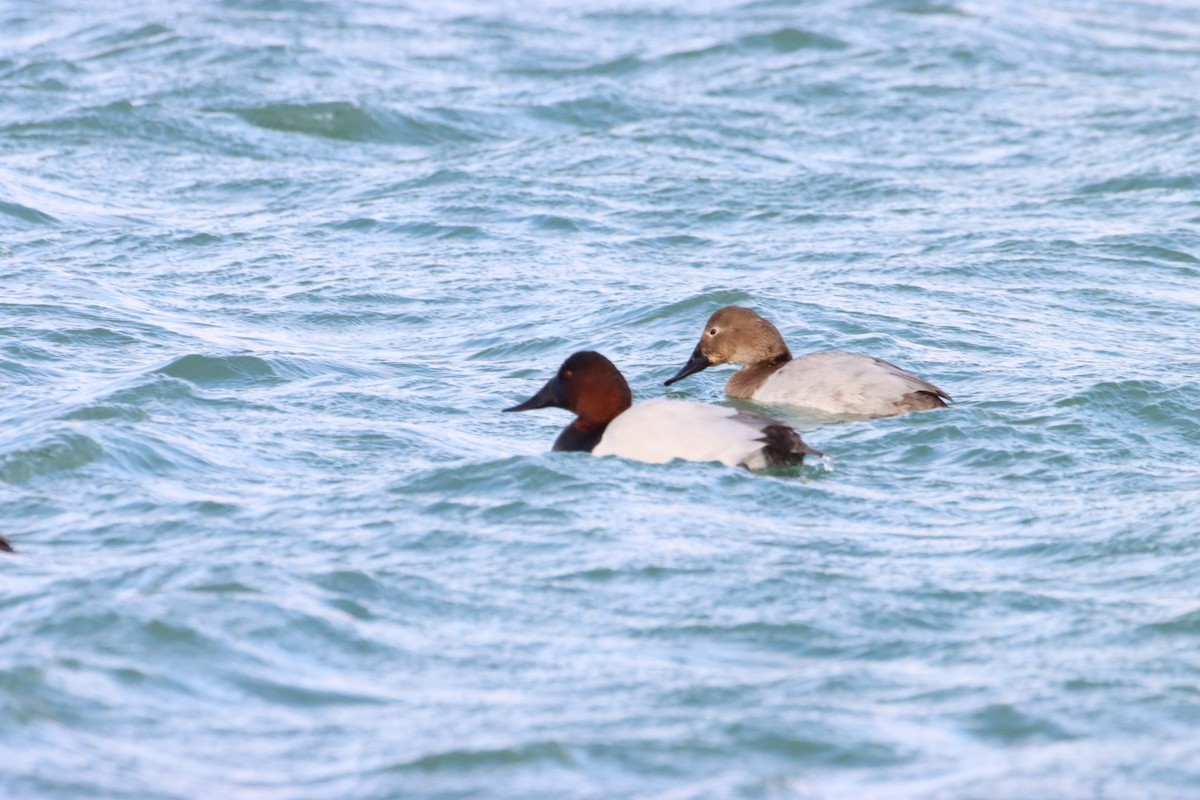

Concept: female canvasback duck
[[505, 351, 823, 469], [664, 306, 951, 418]]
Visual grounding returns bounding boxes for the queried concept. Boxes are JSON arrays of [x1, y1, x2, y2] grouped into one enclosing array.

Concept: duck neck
[[726, 351, 792, 399], [552, 421, 609, 453]]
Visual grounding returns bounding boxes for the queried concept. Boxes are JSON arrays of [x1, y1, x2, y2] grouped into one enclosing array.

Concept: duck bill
[[663, 345, 711, 386], [503, 375, 566, 412]]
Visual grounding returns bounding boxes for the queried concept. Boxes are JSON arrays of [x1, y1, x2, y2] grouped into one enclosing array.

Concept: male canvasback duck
[[505, 351, 823, 469], [0, 533, 13, 553], [664, 306, 951, 418]]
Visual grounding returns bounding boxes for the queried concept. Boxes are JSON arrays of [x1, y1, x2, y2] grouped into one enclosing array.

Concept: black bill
[[663, 345, 711, 386], [503, 374, 566, 412]]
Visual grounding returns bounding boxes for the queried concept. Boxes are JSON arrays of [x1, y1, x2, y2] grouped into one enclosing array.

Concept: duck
[[505, 351, 823, 469], [0, 533, 13, 554], [664, 306, 951, 418]]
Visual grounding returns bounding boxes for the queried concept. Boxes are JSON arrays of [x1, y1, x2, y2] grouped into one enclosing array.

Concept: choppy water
[[3, 0, 1200, 797]]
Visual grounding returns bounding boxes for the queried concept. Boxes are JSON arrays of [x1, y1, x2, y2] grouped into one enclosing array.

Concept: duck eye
[[708, 327, 717, 336], [562, 370, 573, 379]]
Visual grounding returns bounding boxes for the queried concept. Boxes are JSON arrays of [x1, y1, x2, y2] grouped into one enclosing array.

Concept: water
[[2, 0, 1199, 797]]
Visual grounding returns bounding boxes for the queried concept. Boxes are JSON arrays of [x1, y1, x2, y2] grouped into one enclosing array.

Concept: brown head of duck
[[664, 306, 793, 399]]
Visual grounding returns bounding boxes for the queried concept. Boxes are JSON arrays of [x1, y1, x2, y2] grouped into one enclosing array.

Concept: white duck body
[[751, 350, 949, 417], [592, 398, 816, 468]]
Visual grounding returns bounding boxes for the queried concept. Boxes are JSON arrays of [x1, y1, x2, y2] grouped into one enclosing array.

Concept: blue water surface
[[2, 0, 1199, 797]]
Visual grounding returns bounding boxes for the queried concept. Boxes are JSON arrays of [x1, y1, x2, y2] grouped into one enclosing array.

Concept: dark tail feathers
[[758, 425, 824, 468]]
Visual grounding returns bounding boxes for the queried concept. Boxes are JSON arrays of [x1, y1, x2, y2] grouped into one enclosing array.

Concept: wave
[[0, 198, 58, 226], [233, 101, 490, 145], [152, 353, 281, 387], [0, 431, 104, 484]]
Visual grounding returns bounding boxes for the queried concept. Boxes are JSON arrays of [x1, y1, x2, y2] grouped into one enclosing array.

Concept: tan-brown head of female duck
[[664, 306, 794, 398]]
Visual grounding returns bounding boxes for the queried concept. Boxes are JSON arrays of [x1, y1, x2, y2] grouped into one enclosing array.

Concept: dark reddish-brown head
[[504, 352, 633, 451]]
